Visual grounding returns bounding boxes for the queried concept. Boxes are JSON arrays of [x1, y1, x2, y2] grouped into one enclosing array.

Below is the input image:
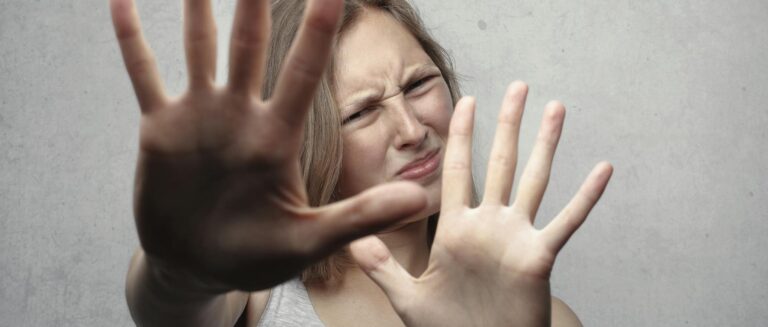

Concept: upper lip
[[396, 149, 440, 176]]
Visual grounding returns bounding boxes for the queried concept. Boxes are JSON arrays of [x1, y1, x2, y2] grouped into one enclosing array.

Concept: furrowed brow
[[341, 63, 440, 110]]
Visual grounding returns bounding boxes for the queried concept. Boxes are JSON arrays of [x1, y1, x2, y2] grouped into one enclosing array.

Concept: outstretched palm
[[351, 82, 613, 326], [112, 0, 427, 292]]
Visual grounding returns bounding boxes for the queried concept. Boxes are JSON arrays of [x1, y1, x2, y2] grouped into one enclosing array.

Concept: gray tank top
[[256, 278, 326, 327]]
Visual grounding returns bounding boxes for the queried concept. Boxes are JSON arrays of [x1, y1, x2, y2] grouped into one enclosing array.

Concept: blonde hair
[[262, 0, 463, 282]]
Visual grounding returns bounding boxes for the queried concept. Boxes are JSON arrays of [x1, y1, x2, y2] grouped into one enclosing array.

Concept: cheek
[[414, 83, 453, 139]]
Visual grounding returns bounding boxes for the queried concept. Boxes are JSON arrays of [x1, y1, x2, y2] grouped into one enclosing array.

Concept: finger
[[349, 236, 415, 305], [227, 0, 270, 96], [513, 101, 565, 221], [441, 96, 476, 213], [110, 0, 166, 112], [482, 81, 528, 205], [311, 181, 427, 252], [541, 162, 614, 253], [269, 0, 342, 127], [184, 0, 217, 90]]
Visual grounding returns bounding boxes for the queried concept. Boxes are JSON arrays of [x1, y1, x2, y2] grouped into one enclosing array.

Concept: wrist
[[126, 248, 238, 326], [138, 249, 231, 300]]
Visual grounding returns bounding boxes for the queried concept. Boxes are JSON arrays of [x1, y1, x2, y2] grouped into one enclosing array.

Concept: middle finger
[[184, 0, 217, 90], [227, 0, 270, 96]]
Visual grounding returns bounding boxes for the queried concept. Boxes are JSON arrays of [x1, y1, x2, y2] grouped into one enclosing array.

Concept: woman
[[111, 0, 613, 326]]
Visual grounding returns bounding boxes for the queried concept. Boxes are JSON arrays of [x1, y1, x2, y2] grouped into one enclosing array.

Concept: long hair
[[262, 0, 463, 283]]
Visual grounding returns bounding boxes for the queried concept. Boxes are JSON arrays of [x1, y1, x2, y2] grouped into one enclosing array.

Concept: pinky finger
[[541, 161, 613, 253], [110, 0, 166, 112]]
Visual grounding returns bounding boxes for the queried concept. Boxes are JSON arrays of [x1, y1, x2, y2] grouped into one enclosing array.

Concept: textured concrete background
[[1, 0, 766, 326]]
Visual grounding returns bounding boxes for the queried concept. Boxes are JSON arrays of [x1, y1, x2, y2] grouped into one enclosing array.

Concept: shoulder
[[234, 289, 272, 327], [551, 296, 583, 327]]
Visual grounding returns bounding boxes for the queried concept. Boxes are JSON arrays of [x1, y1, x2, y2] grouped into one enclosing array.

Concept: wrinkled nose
[[391, 98, 428, 150]]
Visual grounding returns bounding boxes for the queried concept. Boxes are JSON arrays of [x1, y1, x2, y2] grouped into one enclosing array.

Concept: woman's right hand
[[350, 83, 612, 326], [111, 0, 427, 293]]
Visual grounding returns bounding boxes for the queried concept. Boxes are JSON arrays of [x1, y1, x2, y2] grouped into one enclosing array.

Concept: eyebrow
[[340, 63, 441, 111]]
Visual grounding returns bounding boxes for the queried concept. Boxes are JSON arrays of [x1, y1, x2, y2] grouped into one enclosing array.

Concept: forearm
[[126, 248, 248, 327]]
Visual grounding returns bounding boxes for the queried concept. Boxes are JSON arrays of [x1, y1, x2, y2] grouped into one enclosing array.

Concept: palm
[[135, 92, 312, 290], [112, 0, 427, 292], [434, 205, 554, 279], [351, 83, 613, 326], [392, 209, 553, 327]]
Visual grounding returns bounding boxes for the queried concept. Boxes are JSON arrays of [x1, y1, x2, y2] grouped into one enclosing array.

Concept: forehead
[[333, 9, 432, 99]]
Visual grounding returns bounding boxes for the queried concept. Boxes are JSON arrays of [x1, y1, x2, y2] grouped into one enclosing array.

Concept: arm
[[111, 0, 425, 324], [125, 248, 248, 327]]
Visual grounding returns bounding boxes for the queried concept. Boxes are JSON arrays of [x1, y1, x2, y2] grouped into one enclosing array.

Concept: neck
[[304, 218, 434, 325], [344, 217, 432, 286], [372, 217, 431, 277]]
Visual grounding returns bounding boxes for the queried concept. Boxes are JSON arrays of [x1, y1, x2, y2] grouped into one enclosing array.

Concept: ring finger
[[482, 81, 527, 206], [512, 100, 565, 221]]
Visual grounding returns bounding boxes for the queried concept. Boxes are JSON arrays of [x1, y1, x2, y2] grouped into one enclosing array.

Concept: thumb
[[312, 181, 427, 251], [349, 235, 415, 304]]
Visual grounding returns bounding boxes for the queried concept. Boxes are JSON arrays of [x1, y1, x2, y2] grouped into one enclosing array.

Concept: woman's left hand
[[350, 81, 613, 327]]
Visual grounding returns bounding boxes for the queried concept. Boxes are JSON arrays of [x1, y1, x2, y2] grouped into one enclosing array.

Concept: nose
[[389, 96, 428, 150]]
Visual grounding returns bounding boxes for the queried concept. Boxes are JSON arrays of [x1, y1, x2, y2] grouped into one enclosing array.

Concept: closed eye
[[404, 76, 435, 94], [343, 106, 376, 124]]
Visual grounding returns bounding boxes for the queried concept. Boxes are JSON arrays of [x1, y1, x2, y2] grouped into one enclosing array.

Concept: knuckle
[[289, 56, 322, 83], [231, 27, 268, 50], [186, 30, 215, 44], [444, 159, 470, 171], [497, 110, 521, 125], [115, 24, 140, 41], [490, 152, 516, 168], [304, 11, 338, 34], [450, 128, 472, 138], [126, 55, 156, 77]]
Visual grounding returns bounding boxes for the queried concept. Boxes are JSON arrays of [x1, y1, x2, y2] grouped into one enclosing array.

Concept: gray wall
[[1, 0, 766, 326]]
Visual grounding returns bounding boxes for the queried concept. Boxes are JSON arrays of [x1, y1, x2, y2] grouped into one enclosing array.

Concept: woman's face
[[333, 9, 454, 225]]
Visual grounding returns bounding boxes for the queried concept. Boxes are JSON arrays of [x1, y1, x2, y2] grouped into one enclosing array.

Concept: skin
[[304, 9, 595, 327], [304, 9, 453, 326], [111, 0, 612, 326], [334, 8, 453, 227], [115, 0, 428, 325]]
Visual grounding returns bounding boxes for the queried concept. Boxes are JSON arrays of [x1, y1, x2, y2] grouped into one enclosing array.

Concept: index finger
[[268, 0, 343, 127], [110, 0, 166, 112], [440, 97, 476, 213]]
